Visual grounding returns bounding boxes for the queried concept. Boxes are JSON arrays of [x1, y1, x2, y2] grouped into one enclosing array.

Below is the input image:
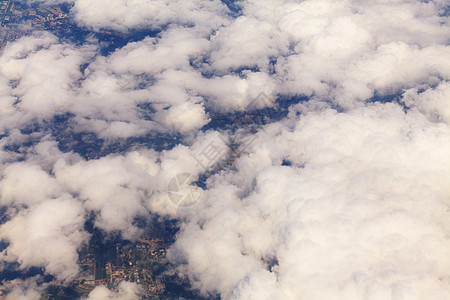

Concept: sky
[[1, 0, 450, 299]]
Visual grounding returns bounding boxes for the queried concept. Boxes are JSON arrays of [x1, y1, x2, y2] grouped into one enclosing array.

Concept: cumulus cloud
[[169, 103, 450, 299], [402, 81, 450, 124], [0, 129, 234, 287], [0, 162, 62, 206], [0, 32, 95, 134], [0, 195, 87, 282], [72, 0, 230, 31], [0, 29, 212, 138], [0, 277, 44, 300], [208, 16, 286, 72], [270, 0, 450, 107], [53, 153, 155, 239], [84, 281, 143, 300]]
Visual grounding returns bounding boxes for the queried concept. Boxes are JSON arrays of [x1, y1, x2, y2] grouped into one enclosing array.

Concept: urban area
[[42, 223, 191, 299], [0, 0, 71, 49]]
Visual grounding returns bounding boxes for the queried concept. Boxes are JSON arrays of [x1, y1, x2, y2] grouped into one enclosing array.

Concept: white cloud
[[0, 196, 87, 282], [84, 281, 143, 300], [208, 16, 287, 72], [107, 27, 211, 75], [0, 33, 96, 137], [153, 100, 209, 133], [53, 153, 154, 239], [169, 103, 450, 299], [0, 163, 61, 206], [0, 277, 44, 300], [0, 33, 95, 121], [238, 0, 450, 107], [72, 0, 230, 31], [402, 81, 450, 124]]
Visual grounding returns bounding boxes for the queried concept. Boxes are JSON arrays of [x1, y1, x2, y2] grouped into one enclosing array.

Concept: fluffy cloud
[[0, 277, 44, 300], [0, 30, 212, 138], [84, 281, 142, 300], [0, 195, 87, 282], [72, 0, 230, 31], [169, 103, 450, 299], [0, 126, 233, 286], [53, 153, 156, 239], [402, 81, 450, 124], [0, 33, 95, 123], [208, 16, 286, 72], [0, 163, 61, 206], [270, 0, 450, 107]]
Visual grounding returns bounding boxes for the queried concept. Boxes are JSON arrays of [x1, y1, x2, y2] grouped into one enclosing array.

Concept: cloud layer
[[1, 0, 450, 298]]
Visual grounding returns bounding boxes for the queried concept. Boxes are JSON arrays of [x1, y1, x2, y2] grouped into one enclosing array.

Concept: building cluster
[[0, 0, 71, 49], [26, 6, 67, 28], [73, 237, 168, 299]]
